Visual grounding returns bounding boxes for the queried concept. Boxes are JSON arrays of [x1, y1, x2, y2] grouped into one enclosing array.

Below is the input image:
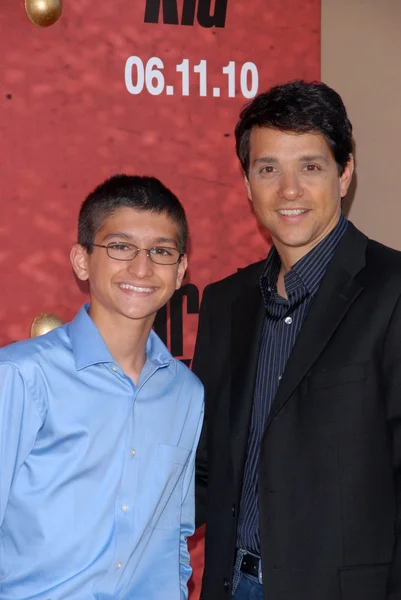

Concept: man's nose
[[278, 171, 302, 201]]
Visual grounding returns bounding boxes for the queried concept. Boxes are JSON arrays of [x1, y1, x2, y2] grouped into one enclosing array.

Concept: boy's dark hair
[[235, 80, 353, 175], [78, 175, 188, 253]]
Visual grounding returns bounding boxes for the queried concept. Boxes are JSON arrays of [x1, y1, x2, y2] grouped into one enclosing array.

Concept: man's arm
[[0, 363, 43, 526], [179, 399, 204, 599], [381, 294, 401, 598], [192, 285, 213, 529]]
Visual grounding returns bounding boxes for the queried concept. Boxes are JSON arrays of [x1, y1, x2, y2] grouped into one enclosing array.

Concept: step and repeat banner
[[0, 0, 320, 595]]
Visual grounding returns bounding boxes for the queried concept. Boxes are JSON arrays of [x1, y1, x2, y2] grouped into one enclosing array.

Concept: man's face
[[71, 207, 187, 329], [245, 127, 354, 264]]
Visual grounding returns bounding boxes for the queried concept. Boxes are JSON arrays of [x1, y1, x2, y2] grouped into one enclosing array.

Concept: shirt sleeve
[[179, 392, 205, 599], [0, 363, 43, 526]]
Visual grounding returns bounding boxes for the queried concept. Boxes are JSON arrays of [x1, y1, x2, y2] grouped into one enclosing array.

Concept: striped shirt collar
[[261, 214, 348, 302]]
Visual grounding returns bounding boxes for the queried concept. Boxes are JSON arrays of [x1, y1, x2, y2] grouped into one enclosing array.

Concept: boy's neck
[[88, 307, 154, 385]]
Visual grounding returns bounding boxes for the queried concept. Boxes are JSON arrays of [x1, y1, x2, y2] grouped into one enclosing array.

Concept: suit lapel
[[230, 266, 266, 486], [265, 223, 368, 428]]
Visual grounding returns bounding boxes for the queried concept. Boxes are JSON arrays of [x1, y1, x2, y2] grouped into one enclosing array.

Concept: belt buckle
[[258, 558, 263, 585]]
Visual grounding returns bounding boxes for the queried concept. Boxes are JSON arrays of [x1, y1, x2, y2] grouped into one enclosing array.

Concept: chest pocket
[[157, 442, 190, 465], [307, 363, 367, 391]]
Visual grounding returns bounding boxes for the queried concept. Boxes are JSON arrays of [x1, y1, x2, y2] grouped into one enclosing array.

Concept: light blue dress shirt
[[0, 305, 204, 600]]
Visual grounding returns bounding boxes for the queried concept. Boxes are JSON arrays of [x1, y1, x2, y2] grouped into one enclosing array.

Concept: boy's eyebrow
[[101, 232, 178, 246], [152, 237, 179, 247], [101, 232, 132, 242]]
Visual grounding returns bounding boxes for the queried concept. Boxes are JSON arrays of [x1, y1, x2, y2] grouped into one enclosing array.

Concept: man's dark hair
[[78, 174, 188, 253], [235, 80, 353, 175]]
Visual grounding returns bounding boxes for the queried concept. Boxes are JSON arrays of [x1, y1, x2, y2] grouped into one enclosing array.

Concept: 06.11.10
[[125, 57, 259, 99]]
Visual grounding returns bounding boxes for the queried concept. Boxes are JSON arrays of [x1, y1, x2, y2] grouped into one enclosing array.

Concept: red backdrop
[[0, 0, 320, 596]]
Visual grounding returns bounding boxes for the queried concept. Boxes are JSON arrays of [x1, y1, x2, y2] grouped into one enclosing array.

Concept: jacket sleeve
[[192, 285, 213, 529], [0, 363, 43, 526], [382, 294, 401, 599]]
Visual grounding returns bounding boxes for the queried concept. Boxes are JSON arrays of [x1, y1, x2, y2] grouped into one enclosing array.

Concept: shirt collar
[[68, 304, 176, 376], [261, 214, 349, 299], [145, 327, 177, 376]]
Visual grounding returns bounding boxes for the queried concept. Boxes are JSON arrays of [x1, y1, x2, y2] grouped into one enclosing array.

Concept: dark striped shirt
[[236, 215, 348, 555]]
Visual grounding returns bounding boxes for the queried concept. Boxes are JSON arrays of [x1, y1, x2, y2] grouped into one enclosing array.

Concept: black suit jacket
[[193, 223, 401, 600]]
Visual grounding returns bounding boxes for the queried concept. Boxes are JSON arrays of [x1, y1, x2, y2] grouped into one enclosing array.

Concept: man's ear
[[339, 154, 355, 198], [70, 244, 90, 282], [175, 254, 188, 290], [244, 173, 252, 202]]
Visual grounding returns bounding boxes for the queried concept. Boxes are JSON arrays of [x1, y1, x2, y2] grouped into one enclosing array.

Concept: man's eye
[[305, 164, 320, 171], [261, 166, 274, 173]]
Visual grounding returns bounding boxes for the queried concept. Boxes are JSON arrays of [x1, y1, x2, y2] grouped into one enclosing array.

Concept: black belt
[[239, 550, 263, 584]]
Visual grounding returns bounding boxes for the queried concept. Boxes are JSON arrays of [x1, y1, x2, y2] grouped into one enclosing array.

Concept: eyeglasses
[[91, 242, 183, 265]]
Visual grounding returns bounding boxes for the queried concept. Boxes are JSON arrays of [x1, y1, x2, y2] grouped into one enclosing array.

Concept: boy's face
[[71, 207, 187, 329]]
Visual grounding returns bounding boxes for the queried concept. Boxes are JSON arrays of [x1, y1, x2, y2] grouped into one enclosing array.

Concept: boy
[[0, 175, 204, 599]]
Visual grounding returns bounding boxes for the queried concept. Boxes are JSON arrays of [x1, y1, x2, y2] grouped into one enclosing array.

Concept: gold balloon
[[30, 313, 64, 338], [24, 0, 62, 27]]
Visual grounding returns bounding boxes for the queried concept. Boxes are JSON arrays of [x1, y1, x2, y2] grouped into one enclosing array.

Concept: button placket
[[108, 389, 137, 585]]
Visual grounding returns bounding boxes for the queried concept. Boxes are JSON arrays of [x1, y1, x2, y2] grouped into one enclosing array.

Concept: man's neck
[[273, 214, 343, 275], [276, 268, 288, 300], [275, 245, 312, 276]]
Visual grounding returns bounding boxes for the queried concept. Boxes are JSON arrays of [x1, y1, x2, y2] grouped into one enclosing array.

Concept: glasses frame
[[90, 242, 184, 265]]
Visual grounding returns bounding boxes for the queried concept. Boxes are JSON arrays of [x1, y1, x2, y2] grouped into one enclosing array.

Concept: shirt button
[[112, 365, 118, 372], [278, 375, 282, 381], [121, 504, 129, 512], [284, 316, 293, 325], [130, 448, 136, 457], [116, 561, 123, 569]]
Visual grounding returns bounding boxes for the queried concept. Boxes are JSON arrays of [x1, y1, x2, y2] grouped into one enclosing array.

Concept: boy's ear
[[70, 244, 90, 281]]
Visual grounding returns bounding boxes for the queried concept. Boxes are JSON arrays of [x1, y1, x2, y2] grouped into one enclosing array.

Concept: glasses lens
[[107, 243, 137, 261], [149, 247, 180, 265]]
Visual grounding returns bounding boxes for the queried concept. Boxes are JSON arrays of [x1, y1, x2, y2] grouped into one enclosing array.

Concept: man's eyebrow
[[253, 156, 278, 165], [252, 154, 330, 166], [299, 154, 330, 163]]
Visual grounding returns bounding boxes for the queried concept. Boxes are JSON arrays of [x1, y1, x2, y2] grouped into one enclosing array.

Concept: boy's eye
[[110, 243, 132, 251], [151, 247, 173, 256]]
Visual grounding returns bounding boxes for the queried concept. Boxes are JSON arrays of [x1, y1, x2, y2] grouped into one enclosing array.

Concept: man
[[193, 80, 401, 600], [0, 175, 204, 599]]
